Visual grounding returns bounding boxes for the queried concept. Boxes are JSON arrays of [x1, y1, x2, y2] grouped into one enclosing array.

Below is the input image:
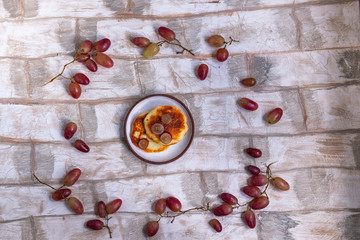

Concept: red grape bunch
[[207, 35, 239, 62], [86, 199, 123, 238], [63, 121, 90, 153], [238, 77, 284, 124], [33, 168, 84, 215], [44, 38, 114, 99], [133, 26, 195, 59]]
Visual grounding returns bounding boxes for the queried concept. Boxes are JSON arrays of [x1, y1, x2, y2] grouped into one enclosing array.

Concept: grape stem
[[159, 202, 211, 223], [156, 40, 195, 56], [223, 36, 239, 49], [32, 172, 58, 191], [42, 58, 76, 86], [103, 216, 113, 238]]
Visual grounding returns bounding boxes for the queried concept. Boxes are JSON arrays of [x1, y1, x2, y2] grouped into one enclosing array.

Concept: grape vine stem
[[43, 58, 76, 86], [32, 172, 58, 191], [160, 202, 211, 223], [104, 217, 113, 238], [156, 40, 195, 56]]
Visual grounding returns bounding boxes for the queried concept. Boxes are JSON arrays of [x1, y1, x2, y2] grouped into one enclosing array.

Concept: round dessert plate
[[124, 94, 194, 164]]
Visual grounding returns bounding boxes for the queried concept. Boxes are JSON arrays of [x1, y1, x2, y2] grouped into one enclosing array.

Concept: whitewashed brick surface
[[1, 0, 360, 239]]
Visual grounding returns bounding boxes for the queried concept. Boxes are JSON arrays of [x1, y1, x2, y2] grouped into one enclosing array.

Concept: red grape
[[75, 53, 90, 63], [86, 219, 104, 230], [241, 78, 256, 87], [74, 139, 90, 153], [249, 174, 268, 186], [242, 186, 261, 198], [146, 221, 159, 237], [160, 132, 172, 145], [247, 165, 260, 175], [79, 40, 93, 54], [63, 168, 81, 187], [64, 122, 77, 140], [73, 73, 90, 85], [266, 108, 283, 124], [243, 210, 256, 228], [158, 26, 176, 41], [97, 201, 107, 218], [154, 198, 166, 215], [106, 199, 122, 214], [246, 148, 262, 158], [133, 37, 151, 48], [151, 123, 164, 135], [85, 59, 98, 72], [143, 43, 160, 59], [220, 193, 238, 205], [94, 38, 111, 52], [250, 196, 269, 210], [94, 53, 114, 68], [166, 196, 182, 212], [271, 177, 290, 191], [138, 139, 149, 149], [161, 114, 172, 124], [216, 48, 229, 62], [67, 197, 84, 214], [69, 82, 81, 99], [52, 188, 71, 201], [209, 219, 222, 232], [213, 204, 233, 216], [197, 64, 209, 80], [207, 35, 225, 48], [238, 98, 258, 111]]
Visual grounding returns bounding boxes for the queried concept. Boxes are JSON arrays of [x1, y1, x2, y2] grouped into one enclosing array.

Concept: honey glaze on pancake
[[130, 112, 169, 153], [144, 106, 188, 145]]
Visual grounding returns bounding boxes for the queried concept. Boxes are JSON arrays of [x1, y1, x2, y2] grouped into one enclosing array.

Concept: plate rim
[[123, 94, 195, 165]]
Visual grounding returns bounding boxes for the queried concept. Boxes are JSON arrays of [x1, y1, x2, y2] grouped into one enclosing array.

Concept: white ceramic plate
[[124, 94, 194, 164]]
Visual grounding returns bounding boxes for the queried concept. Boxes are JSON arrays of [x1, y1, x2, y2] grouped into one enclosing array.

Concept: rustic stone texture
[[0, 59, 28, 98], [0, 218, 34, 240], [297, 2, 360, 50]]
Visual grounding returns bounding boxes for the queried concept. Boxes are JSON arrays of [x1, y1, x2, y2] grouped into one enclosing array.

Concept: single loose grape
[[246, 148, 262, 158], [209, 219, 222, 232], [74, 139, 90, 153], [67, 197, 84, 214], [64, 122, 77, 140], [216, 48, 229, 62], [143, 43, 160, 59], [238, 98, 258, 111], [266, 108, 283, 124], [197, 64, 209, 80], [146, 221, 159, 237], [241, 78, 256, 87]]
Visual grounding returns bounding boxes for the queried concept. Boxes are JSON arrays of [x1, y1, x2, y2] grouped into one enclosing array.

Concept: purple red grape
[[63, 168, 81, 186], [213, 204, 233, 216], [154, 198, 167, 215], [75, 53, 90, 63], [74, 139, 90, 153], [67, 197, 84, 214], [241, 78, 256, 87], [73, 73, 90, 85], [220, 193, 238, 205], [243, 210, 256, 228], [209, 219, 222, 232], [197, 64, 209, 80], [86, 219, 104, 230], [247, 165, 260, 175], [158, 26, 176, 41], [94, 53, 114, 68], [69, 82, 81, 99], [106, 199, 122, 214], [64, 122, 77, 140], [242, 186, 261, 198], [94, 38, 111, 52], [85, 59, 98, 72], [52, 188, 71, 201], [146, 221, 159, 237], [246, 148, 262, 158], [207, 35, 225, 48], [166, 196, 182, 212], [97, 201, 107, 218], [79, 40, 93, 54], [216, 48, 229, 62], [266, 108, 283, 124], [271, 177, 290, 191], [250, 196, 269, 210], [238, 98, 258, 111], [249, 174, 268, 186], [133, 37, 151, 47]]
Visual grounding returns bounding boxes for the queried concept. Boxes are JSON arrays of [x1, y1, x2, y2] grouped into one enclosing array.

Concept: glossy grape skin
[[238, 98, 258, 111], [133, 37, 151, 47], [249, 174, 268, 186], [250, 196, 269, 210], [143, 43, 160, 59], [69, 82, 81, 99], [154, 198, 167, 215], [64, 122, 77, 140], [243, 210, 256, 228], [74, 139, 90, 153], [197, 64, 209, 80], [67, 197, 84, 214], [138, 139, 149, 149], [207, 35, 225, 48], [97, 201, 107, 218], [146, 221, 159, 237], [213, 204, 233, 216], [216, 48, 229, 62], [160, 132, 172, 145], [246, 148, 262, 158], [266, 108, 283, 124], [106, 199, 122, 214], [52, 188, 71, 201], [94, 38, 111, 52], [73, 73, 90, 85], [209, 219, 222, 232], [85, 59, 98, 72], [94, 53, 114, 68], [241, 78, 257, 87], [247, 165, 260, 175], [75, 53, 90, 63], [271, 177, 290, 191], [79, 40, 93, 54], [86, 219, 104, 230], [242, 186, 261, 198], [220, 193, 238, 205], [158, 27, 176, 41], [63, 168, 81, 186], [166, 196, 182, 212], [151, 123, 164, 135]]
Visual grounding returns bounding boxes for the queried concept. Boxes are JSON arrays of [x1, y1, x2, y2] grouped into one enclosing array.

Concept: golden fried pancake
[[131, 112, 169, 153], [144, 106, 188, 145]]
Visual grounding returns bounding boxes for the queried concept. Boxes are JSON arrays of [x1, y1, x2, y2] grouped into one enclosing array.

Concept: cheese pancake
[[144, 106, 188, 145], [131, 112, 169, 153]]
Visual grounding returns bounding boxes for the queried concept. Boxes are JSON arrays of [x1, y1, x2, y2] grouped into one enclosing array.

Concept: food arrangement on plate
[[130, 105, 188, 153]]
